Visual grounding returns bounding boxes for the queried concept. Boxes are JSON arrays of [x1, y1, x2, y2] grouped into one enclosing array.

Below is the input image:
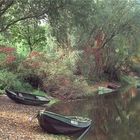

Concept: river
[[46, 86, 140, 140]]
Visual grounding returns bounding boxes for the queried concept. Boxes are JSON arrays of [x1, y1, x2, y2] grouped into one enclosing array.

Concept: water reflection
[[46, 87, 140, 140]]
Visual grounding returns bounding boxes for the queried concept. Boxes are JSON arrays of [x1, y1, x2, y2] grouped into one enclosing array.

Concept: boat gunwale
[[5, 89, 50, 105], [39, 110, 92, 128], [5, 89, 50, 102]]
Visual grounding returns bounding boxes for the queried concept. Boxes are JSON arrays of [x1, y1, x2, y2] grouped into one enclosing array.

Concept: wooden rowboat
[[37, 110, 92, 135], [98, 86, 117, 95], [5, 89, 50, 106], [107, 83, 120, 89], [136, 83, 140, 88]]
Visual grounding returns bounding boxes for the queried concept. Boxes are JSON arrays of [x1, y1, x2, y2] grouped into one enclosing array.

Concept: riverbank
[[0, 95, 70, 140], [50, 81, 121, 100]]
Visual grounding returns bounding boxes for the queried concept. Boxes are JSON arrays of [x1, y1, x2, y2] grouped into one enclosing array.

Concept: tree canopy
[[1, 0, 140, 82]]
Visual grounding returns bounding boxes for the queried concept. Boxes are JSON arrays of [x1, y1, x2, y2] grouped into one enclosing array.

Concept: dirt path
[[0, 96, 69, 140]]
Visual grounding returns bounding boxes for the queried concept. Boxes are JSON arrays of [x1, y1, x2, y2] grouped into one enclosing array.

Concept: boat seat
[[18, 93, 23, 97], [18, 93, 35, 100]]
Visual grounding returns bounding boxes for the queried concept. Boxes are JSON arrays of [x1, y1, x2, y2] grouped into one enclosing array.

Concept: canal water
[[47, 86, 140, 140]]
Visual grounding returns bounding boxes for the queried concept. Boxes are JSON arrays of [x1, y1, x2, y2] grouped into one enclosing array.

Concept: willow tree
[[48, 0, 140, 80], [0, 0, 69, 54], [0, 0, 67, 32], [8, 19, 46, 52]]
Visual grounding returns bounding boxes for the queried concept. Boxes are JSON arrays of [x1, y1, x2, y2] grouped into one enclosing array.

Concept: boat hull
[[37, 111, 92, 135]]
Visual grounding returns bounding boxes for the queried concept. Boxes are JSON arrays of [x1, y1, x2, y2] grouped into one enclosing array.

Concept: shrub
[[17, 47, 90, 98], [0, 69, 33, 91], [0, 45, 18, 71]]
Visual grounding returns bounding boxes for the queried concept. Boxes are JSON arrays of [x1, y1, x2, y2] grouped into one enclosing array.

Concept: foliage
[[8, 19, 46, 52], [18, 47, 81, 85], [131, 64, 140, 76], [0, 0, 67, 32], [120, 75, 137, 86], [130, 54, 140, 75], [31, 90, 47, 96], [48, 0, 140, 80], [0, 69, 33, 91], [0, 0, 140, 98], [15, 45, 91, 98], [0, 45, 17, 69]]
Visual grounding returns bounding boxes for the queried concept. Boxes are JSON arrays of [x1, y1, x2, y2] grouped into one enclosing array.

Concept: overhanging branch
[[0, 1, 65, 32], [0, 0, 14, 18]]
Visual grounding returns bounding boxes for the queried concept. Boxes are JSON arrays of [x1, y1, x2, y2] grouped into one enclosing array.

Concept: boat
[[136, 83, 140, 88], [36, 110, 92, 135], [5, 89, 50, 106], [98, 86, 116, 95], [107, 83, 120, 89], [134, 77, 140, 88]]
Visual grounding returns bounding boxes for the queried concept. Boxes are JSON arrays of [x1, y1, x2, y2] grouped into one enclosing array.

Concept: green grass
[[31, 89, 60, 107], [31, 90, 47, 97], [0, 89, 4, 95], [121, 75, 137, 85], [47, 99, 60, 107]]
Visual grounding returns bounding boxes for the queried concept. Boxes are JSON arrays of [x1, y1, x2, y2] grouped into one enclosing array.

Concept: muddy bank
[[0, 96, 69, 140]]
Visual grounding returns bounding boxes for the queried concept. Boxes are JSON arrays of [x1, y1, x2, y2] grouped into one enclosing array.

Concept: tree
[[48, 0, 140, 79], [9, 19, 46, 52], [0, 0, 67, 32]]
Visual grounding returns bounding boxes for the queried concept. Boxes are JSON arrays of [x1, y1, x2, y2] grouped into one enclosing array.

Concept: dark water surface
[[47, 87, 140, 140]]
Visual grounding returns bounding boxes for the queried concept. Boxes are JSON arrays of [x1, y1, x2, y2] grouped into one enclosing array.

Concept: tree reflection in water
[[46, 87, 140, 140]]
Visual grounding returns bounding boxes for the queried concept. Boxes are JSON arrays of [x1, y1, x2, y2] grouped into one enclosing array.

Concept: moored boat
[[136, 83, 140, 88], [5, 89, 50, 106], [98, 86, 117, 95], [107, 83, 120, 89], [37, 110, 92, 135]]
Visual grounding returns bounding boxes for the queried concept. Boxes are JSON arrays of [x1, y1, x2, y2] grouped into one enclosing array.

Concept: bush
[[120, 75, 137, 86], [0, 69, 33, 91], [16, 47, 91, 98], [43, 75, 90, 99], [131, 64, 140, 75], [18, 48, 80, 85]]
